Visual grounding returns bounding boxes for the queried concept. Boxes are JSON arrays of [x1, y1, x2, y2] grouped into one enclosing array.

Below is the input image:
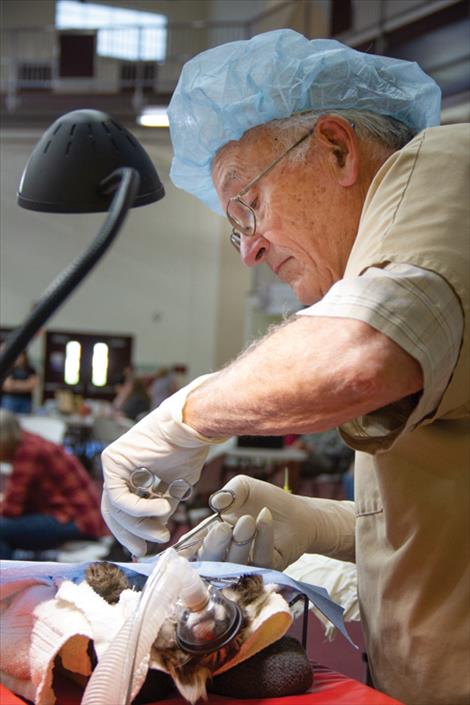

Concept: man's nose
[[240, 233, 269, 266]]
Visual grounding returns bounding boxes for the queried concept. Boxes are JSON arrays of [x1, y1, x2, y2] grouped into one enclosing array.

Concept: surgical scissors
[[171, 488, 236, 553]]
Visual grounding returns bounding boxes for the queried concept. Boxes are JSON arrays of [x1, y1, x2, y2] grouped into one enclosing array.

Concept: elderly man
[[101, 31, 469, 705]]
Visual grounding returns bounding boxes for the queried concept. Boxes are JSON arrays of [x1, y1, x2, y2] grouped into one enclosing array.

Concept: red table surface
[[0, 662, 404, 705]]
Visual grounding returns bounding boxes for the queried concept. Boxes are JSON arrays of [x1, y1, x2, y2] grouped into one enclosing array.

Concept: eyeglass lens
[[230, 231, 241, 251], [227, 198, 255, 237]]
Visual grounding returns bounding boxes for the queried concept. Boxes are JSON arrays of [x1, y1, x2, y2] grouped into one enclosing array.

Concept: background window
[[56, 0, 167, 61], [64, 340, 81, 385], [43, 330, 133, 402], [91, 342, 109, 388]]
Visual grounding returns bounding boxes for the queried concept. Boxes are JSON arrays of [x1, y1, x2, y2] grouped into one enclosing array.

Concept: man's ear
[[313, 116, 359, 186]]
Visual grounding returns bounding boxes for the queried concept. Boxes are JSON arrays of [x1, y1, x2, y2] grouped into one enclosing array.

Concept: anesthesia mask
[[176, 561, 242, 654]]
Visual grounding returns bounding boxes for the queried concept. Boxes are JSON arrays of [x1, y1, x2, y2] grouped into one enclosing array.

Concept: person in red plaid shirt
[[0, 409, 108, 559]]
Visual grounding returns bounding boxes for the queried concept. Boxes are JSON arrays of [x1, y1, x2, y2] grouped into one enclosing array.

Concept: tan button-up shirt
[[299, 124, 470, 705]]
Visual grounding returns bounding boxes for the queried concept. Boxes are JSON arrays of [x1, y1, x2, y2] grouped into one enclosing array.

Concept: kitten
[[85, 562, 278, 703]]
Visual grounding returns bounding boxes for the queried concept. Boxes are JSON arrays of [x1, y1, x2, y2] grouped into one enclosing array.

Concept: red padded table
[[0, 662, 404, 705]]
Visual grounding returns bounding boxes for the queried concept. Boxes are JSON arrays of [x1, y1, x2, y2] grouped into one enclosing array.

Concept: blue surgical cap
[[168, 29, 441, 214]]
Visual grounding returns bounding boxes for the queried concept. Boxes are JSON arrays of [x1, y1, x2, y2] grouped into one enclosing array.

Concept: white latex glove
[[181, 475, 356, 570], [101, 374, 227, 556]]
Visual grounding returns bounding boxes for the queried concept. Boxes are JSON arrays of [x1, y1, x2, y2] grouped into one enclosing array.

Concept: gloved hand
[[101, 374, 227, 557], [181, 475, 356, 570]]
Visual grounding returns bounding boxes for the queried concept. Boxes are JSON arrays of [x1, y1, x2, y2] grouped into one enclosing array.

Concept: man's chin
[[290, 281, 322, 307]]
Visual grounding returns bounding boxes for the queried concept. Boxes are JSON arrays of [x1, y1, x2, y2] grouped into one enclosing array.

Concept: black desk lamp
[[0, 109, 165, 384]]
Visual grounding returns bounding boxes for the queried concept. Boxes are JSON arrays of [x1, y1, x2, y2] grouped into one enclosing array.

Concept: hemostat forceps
[[129, 467, 194, 501], [129, 467, 236, 555]]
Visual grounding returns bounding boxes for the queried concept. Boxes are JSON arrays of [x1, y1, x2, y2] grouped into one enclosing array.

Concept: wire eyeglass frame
[[226, 127, 315, 252]]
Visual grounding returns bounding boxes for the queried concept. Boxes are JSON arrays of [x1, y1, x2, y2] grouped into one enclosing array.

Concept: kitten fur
[[85, 561, 131, 604], [85, 562, 277, 703]]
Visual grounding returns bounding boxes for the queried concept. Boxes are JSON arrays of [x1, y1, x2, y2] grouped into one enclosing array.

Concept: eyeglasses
[[226, 128, 315, 252]]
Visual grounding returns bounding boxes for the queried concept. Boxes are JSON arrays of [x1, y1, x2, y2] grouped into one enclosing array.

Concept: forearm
[[184, 315, 422, 437], [3, 377, 36, 393]]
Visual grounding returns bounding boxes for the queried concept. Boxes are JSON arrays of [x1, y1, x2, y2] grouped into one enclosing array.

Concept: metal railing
[[0, 0, 306, 114]]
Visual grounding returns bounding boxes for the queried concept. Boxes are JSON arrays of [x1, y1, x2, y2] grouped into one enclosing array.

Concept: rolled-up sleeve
[[297, 263, 464, 448]]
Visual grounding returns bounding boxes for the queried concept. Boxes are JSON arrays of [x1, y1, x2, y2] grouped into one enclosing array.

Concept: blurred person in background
[[1, 350, 38, 414], [295, 429, 354, 478], [0, 409, 108, 559], [119, 377, 151, 422], [111, 364, 135, 414], [149, 366, 178, 409], [294, 429, 355, 498]]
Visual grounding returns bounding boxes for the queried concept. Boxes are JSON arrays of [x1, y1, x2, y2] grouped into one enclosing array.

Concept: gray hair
[[264, 109, 417, 159], [0, 409, 22, 455]]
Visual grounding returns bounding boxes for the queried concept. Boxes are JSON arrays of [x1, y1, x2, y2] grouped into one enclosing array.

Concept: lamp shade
[[17, 109, 165, 212]]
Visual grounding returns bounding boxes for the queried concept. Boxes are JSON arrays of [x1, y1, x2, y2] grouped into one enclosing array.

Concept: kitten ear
[[85, 561, 130, 604], [222, 574, 265, 609]]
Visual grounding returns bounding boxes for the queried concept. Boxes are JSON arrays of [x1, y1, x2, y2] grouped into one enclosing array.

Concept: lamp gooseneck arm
[[0, 167, 140, 384]]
